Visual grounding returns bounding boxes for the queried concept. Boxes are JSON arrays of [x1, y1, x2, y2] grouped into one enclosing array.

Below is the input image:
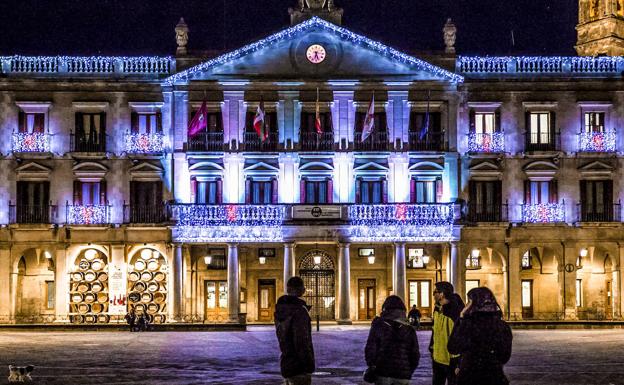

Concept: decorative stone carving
[[443, 18, 457, 54], [175, 18, 189, 56], [305, 0, 326, 9]]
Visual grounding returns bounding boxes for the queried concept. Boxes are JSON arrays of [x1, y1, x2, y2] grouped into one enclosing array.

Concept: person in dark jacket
[[448, 287, 512, 385], [430, 281, 464, 385], [408, 305, 422, 329], [365, 295, 420, 385], [124, 309, 136, 332], [275, 276, 315, 385]]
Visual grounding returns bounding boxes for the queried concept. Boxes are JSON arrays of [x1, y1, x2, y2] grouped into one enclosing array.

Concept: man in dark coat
[[365, 295, 420, 384], [275, 276, 315, 385]]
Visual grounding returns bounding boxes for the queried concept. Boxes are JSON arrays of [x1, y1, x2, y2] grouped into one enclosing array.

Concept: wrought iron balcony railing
[[578, 130, 616, 152], [12, 131, 50, 153], [125, 132, 165, 154], [171, 204, 285, 226], [123, 202, 168, 223], [408, 132, 447, 151], [467, 202, 509, 222], [353, 131, 390, 151], [70, 132, 106, 153], [66, 202, 110, 225], [521, 202, 565, 223], [467, 132, 505, 153], [525, 131, 560, 152], [348, 203, 455, 226], [244, 132, 278, 151], [9, 202, 56, 224], [577, 202, 621, 222], [188, 132, 224, 152], [299, 132, 335, 151]]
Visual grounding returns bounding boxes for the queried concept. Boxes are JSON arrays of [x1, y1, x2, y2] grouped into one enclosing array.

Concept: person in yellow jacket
[[429, 281, 465, 385]]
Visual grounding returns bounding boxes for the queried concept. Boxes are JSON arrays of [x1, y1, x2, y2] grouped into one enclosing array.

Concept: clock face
[[306, 44, 327, 64]]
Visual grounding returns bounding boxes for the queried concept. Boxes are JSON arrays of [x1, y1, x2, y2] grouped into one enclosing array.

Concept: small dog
[[8, 365, 34, 383]]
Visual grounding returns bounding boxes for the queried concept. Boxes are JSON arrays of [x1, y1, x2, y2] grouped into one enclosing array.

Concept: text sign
[[292, 205, 342, 220]]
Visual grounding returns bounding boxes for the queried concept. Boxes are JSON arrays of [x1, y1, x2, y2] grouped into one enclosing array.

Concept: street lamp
[[577, 248, 588, 269]]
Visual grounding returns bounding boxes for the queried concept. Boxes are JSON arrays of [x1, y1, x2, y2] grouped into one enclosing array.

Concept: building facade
[[1, 1, 623, 325]]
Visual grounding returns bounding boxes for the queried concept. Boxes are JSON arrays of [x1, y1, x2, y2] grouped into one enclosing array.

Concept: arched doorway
[[299, 250, 335, 320]]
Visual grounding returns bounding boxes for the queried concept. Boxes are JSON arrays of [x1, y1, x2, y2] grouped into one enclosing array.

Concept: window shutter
[[355, 177, 361, 204], [156, 111, 163, 133], [410, 178, 416, 203], [216, 179, 223, 204], [525, 111, 531, 134], [245, 178, 251, 204], [469, 109, 476, 133], [327, 178, 333, 204], [75, 112, 84, 136], [524, 180, 531, 204], [34, 114, 45, 133], [271, 179, 278, 204], [436, 178, 444, 203], [99, 112, 107, 146], [495, 110, 501, 133], [605, 180, 613, 205], [579, 180, 587, 209], [246, 111, 255, 133], [18, 110, 26, 133], [355, 111, 365, 134], [380, 112, 388, 132], [382, 179, 388, 204], [549, 180, 558, 203], [190, 178, 197, 204], [326, 111, 334, 132], [495, 181, 503, 206], [131, 112, 139, 133], [99, 180, 107, 205], [549, 112, 556, 144], [216, 110, 223, 132], [300, 178, 306, 204], [73, 181, 81, 205]]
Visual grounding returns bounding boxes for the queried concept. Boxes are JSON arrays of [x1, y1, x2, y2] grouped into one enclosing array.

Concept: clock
[[306, 44, 327, 64]]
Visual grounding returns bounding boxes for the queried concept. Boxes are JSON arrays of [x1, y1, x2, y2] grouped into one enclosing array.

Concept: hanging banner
[[108, 264, 127, 315]]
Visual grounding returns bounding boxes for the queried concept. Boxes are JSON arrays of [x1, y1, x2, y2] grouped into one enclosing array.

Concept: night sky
[[0, 0, 577, 57]]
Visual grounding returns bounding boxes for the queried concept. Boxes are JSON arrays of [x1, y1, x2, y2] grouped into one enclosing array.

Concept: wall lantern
[[313, 255, 322, 265], [367, 249, 375, 265], [422, 255, 430, 265], [259, 256, 266, 265], [204, 255, 212, 265]]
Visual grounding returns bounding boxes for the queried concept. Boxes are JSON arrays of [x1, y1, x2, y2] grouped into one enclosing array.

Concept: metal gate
[[300, 251, 335, 321]]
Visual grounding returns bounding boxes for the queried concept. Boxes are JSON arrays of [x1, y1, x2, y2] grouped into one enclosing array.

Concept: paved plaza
[[0, 326, 623, 384]]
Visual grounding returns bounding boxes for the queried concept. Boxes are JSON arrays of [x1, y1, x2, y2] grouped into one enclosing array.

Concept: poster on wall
[[108, 264, 127, 315]]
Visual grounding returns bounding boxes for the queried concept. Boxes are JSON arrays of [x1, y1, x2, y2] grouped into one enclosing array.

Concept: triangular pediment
[[523, 160, 558, 180], [129, 161, 164, 181], [578, 160, 614, 179], [168, 17, 462, 84], [15, 161, 51, 174], [129, 162, 164, 173], [409, 161, 445, 172], [469, 160, 502, 180], [73, 161, 108, 181], [578, 160, 613, 172], [354, 161, 389, 173], [244, 161, 280, 173], [469, 161, 501, 172]]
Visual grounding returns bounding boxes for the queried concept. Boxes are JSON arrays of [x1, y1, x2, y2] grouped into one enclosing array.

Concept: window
[[194, 180, 222, 205], [15, 181, 50, 223], [408, 280, 430, 309], [73, 181, 106, 205], [408, 248, 426, 268], [189, 109, 223, 133], [18, 111, 45, 133], [411, 179, 440, 203], [466, 253, 481, 269], [524, 180, 557, 205], [46, 281, 55, 309], [205, 248, 226, 270], [246, 110, 278, 134], [301, 179, 331, 204], [584, 112, 605, 132], [129, 181, 164, 223], [465, 280, 480, 298], [576, 279, 583, 307], [521, 280, 533, 308], [246, 178, 277, 204], [529, 112, 550, 143], [301, 111, 333, 133], [356, 178, 386, 204], [75, 112, 106, 151], [468, 180, 502, 221], [580, 180, 613, 221], [474, 112, 496, 134], [410, 111, 442, 135], [355, 111, 387, 135], [521, 251, 533, 269], [131, 112, 162, 133]]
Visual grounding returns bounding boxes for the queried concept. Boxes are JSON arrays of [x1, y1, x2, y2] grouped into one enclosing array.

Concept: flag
[[315, 88, 322, 135], [419, 90, 430, 141], [361, 93, 375, 142], [188, 99, 208, 137], [253, 99, 267, 141]]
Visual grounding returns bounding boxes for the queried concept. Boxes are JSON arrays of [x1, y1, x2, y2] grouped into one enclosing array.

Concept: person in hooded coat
[[447, 287, 512, 385], [274, 276, 315, 385], [365, 295, 420, 385]]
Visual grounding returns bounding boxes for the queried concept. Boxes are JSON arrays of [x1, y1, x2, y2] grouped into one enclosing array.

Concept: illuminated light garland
[[12, 132, 50, 152], [166, 17, 463, 85], [458, 56, 622, 75], [2, 56, 173, 75], [578, 130, 616, 152], [522, 203, 565, 223], [67, 205, 109, 225], [125, 132, 165, 153], [172, 225, 283, 243], [467, 132, 505, 153], [173, 204, 285, 227], [348, 224, 453, 243]]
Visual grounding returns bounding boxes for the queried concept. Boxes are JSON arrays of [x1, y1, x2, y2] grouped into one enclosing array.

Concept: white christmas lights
[[125, 132, 165, 153], [578, 130, 616, 152], [67, 205, 109, 225], [467, 132, 505, 153], [522, 203, 565, 223], [12, 132, 50, 152]]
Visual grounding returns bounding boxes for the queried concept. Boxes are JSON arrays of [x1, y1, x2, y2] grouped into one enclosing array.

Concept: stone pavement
[[0, 326, 623, 384]]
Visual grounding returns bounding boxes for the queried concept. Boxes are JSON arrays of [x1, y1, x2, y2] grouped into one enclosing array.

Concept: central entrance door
[[258, 279, 276, 322], [358, 279, 376, 320], [521, 280, 534, 319], [205, 280, 228, 322], [408, 280, 432, 319], [300, 250, 335, 321]]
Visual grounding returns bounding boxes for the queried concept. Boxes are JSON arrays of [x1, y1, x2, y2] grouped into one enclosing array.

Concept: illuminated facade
[[1, 2, 623, 325]]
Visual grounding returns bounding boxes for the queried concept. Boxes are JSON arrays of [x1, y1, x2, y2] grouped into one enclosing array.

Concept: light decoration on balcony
[[458, 56, 621, 75], [167, 17, 463, 85], [12, 132, 50, 152], [522, 203, 565, 223], [468, 133, 505, 153], [348, 203, 455, 242], [67, 205, 108, 225], [125, 132, 165, 153], [2, 56, 173, 74], [578, 130, 616, 152], [172, 205, 285, 243]]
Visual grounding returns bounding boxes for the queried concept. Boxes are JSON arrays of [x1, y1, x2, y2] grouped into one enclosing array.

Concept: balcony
[[70, 132, 106, 153], [578, 130, 616, 153], [125, 132, 165, 154], [188, 132, 224, 152], [124, 203, 168, 223], [353, 132, 390, 151], [467, 132, 505, 153], [12, 132, 50, 153], [66, 203, 110, 225], [522, 202, 565, 223], [244, 132, 278, 151], [9, 202, 56, 224], [467, 202, 509, 222], [525, 132, 560, 152], [172, 204, 285, 226], [299, 132, 334, 151], [408, 132, 447, 151], [577, 202, 621, 222]]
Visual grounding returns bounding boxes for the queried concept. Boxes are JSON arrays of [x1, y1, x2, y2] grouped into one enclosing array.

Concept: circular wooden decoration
[[565, 263, 575, 273], [78, 260, 90, 271], [128, 292, 141, 303], [306, 44, 326, 64]]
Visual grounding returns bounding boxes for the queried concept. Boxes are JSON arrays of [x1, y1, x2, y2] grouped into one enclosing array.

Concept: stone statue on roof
[[443, 18, 457, 54], [306, 0, 327, 9], [175, 18, 189, 56]]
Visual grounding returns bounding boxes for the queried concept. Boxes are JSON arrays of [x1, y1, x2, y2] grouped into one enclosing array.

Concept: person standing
[[408, 305, 422, 329], [365, 295, 420, 385], [430, 281, 464, 385], [124, 309, 136, 332], [275, 276, 315, 385], [448, 287, 512, 385]]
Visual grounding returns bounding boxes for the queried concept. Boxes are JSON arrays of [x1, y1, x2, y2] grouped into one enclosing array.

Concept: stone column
[[173, 244, 183, 320], [449, 242, 465, 299], [283, 243, 296, 294], [227, 243, 240, 323], [0, 248, 11, 322], [562, 243, 578, 320], [508, 246, 522, 320], [54, 248, 69, 322], [337, 243, 351, 324], [617, 243, 624, 319], [394, 242, 407, 303]]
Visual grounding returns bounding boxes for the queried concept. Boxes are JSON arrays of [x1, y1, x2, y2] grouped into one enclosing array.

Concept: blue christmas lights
[[172, 225, 283, 243], [1, 56, 173, 75], [67, 205, 109, 225], [125, 132, 165, 154], [12, 132, 50, 153], [173, 204, 285, 227], [578, 130, 616, 152], [459, 56, 623, 75], [468, 132, 505, 153], [166, 17, 463, 85], [522, 203, 565, 223]]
